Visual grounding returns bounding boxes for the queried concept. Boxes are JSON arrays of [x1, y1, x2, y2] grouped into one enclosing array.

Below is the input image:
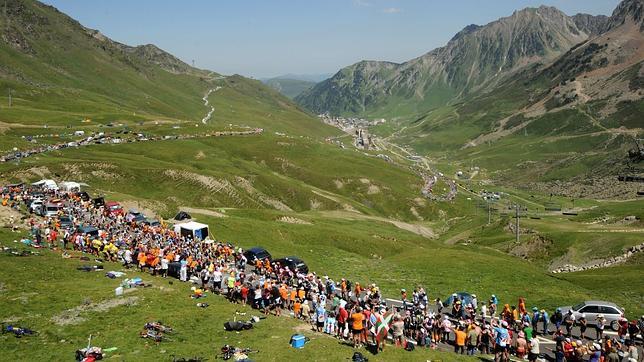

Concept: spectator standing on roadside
[[454, 325, 466, 354], [528, 337, 540, 362], [467, 323, 479, 355]]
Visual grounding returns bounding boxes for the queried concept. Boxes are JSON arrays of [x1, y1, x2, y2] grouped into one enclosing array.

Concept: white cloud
[[382, 7, 402, 14]]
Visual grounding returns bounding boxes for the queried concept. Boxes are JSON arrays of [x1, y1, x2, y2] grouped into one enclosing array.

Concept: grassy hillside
[[0, 0, 336, 145]]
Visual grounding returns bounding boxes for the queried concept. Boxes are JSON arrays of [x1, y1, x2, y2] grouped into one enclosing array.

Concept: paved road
[[383, 298, 642, 360]]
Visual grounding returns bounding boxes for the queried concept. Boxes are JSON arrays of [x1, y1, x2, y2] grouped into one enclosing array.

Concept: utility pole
[[487, 201, 491, 224], [8, 88, 12, 107], [515, 204, 520, 243]]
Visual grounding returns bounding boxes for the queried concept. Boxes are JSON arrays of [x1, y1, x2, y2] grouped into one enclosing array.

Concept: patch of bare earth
[[120, 200, 163, 219], [508, 235, 552, 260], [0, 206, 26, 229], [179, 206, 227, 218], [234, 176, 293, 212], [309, 199, 322, 210], [367, 184, 381, 194], [163, 169, 243, 204], [51, 296, 139, 326], [277, 216, 312, 225]]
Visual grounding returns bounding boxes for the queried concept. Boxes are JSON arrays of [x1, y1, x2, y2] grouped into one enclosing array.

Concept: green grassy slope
[[0, 0, 336, 141]]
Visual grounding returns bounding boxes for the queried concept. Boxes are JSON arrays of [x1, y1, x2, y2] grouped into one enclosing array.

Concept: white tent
[[32, 179, 58, 191], [59, 181, 81, 192], [174, 221, 210, 241]]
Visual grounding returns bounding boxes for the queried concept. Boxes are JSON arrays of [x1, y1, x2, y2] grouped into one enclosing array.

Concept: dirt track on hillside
[[318, 210, 435, 239]]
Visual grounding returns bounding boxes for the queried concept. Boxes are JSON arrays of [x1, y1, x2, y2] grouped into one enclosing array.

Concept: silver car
[[558, 301, 624, 331]]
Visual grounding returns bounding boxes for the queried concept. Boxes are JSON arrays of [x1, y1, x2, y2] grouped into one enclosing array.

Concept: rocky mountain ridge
[[296, 4, 627, 116]]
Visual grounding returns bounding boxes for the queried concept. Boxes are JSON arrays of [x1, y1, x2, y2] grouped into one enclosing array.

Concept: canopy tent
[[173, 221, 209, 241], [59, 181, 81, 192], [32, 179, 58, 191]]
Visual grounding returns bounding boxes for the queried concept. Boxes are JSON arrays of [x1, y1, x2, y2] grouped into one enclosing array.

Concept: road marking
[[536, 336, 555, 344]]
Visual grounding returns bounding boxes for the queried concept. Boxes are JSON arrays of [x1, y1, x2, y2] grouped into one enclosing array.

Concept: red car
[[105, 201, 124, 216]]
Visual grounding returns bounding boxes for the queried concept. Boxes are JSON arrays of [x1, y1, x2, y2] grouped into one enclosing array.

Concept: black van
[[273, 256, 308, 274], [243, 247, 272, 264]]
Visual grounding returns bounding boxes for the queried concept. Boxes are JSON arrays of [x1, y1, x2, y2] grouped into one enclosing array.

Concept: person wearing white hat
[[595, 314, 606, 341]]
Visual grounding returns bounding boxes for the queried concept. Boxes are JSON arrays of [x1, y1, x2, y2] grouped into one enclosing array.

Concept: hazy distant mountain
[[266, 73, 333, 83], [262, 77, 317, 99], [296, 6, 608, 116]]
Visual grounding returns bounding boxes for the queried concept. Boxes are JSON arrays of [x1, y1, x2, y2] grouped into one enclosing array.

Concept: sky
[[42, 0, 620, 79]]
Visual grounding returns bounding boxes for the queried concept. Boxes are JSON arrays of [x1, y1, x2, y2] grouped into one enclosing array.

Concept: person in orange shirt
[[293, 299, 302, 318], [297, 287, 305, 301], [354, 282, 363, 298], [137, 251, 147, 272], [351, 307, 365, 348], [518, 297, 527, 315], [279, 285, 289, 308]]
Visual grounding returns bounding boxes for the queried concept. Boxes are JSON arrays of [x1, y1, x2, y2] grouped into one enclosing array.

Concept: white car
[[29, 200, 44, 214], [558, 301, 625, 331]]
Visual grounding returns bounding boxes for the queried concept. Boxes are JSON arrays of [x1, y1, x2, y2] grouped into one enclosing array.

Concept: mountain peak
[[297, 2, 599, 116], [609, 0, 644, 29]]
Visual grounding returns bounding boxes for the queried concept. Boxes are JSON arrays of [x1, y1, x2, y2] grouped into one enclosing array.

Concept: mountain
[[533, 0, 643, 121], [0, 0, 333, 137], [296, 6, 610, 116], [262, 77, 316, 98], [267, 73, 332, 83], [378, 0, 643, 187]]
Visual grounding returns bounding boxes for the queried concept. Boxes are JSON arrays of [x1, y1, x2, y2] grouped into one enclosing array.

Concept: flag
[[371, 311, 394, 342]]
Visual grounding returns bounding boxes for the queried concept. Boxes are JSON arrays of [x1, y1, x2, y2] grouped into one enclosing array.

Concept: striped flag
[[371, 311, 394, 341]]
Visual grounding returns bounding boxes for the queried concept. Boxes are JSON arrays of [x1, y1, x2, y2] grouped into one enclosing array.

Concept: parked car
[[143, 218, 161, 227], [44, 200, 64, 218], [126, 209, 146, 224], [557, 301, 625, 331], [243, 247, 272, 264], [273, 256, 308, 274], [105, 201, 124, 216], [75, 191, 91, 202], [93, 197, 105, 207], [58, 215, 74, 230], [29, 199, 44, 215]]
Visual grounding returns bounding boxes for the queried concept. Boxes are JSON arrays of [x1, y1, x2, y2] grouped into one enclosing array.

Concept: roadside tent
[[174, 211, 192, 221], [32, 179, 58, 191], [59, 181, 81, 192], [173, 221, 209, 241]]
